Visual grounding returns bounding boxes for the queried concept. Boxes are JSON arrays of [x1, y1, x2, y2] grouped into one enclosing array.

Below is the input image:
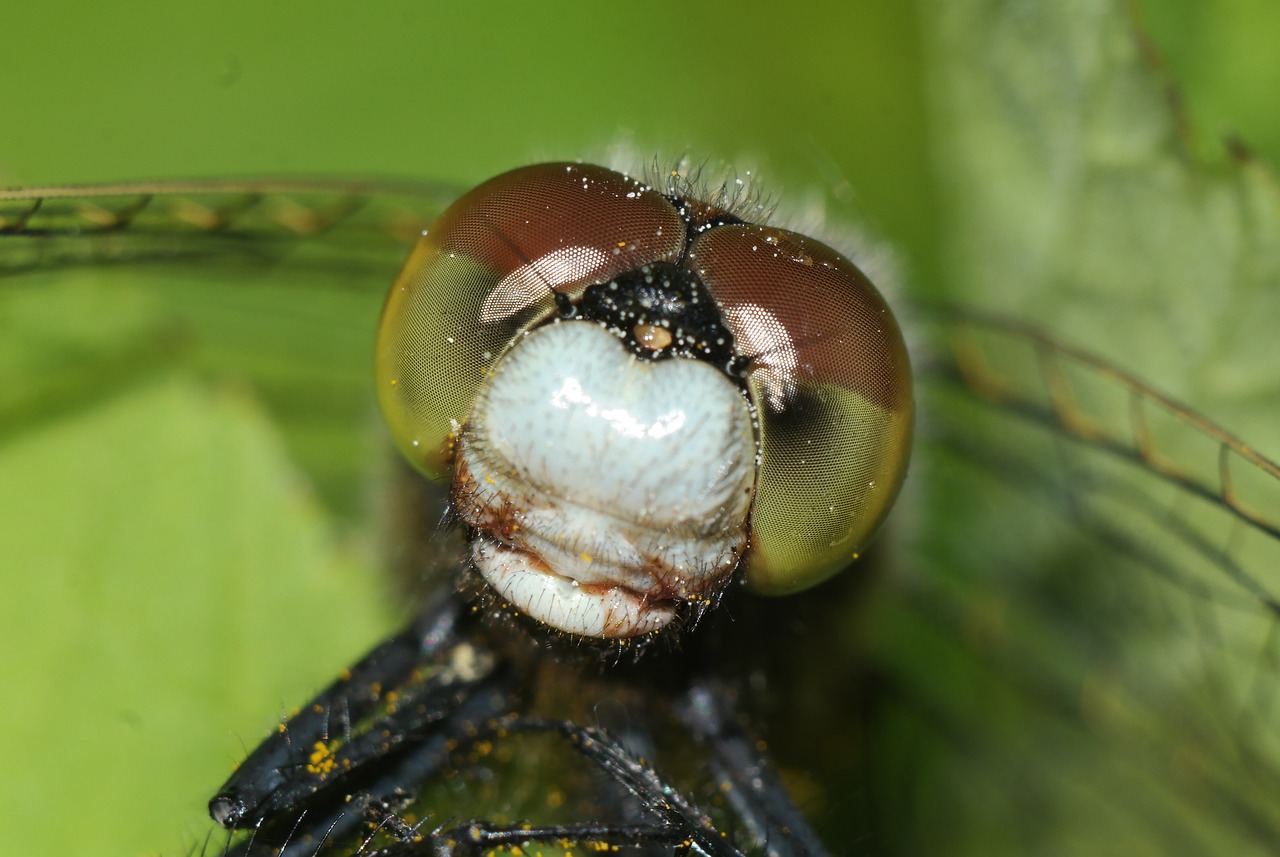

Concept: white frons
[[458, 321, 756, 638]]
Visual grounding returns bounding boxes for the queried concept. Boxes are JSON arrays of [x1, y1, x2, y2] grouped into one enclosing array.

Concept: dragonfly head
[[375, 162, 914, 640]]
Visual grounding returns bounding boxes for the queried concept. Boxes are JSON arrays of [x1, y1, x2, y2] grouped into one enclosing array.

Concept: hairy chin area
[[456, 562, 724, 668]]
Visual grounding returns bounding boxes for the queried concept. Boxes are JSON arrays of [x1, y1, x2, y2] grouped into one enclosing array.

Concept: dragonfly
[[4, 164, 915, 857], [4, 139, 1280, 857]]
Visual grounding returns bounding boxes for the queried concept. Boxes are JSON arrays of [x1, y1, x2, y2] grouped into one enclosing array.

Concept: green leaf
[[0, 373, 392, 856]]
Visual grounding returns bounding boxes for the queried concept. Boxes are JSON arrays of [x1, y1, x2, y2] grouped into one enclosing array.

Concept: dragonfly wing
[[0, 178, 456, 275], [0, 178, 461, 508], [854, 3, 1280, 852]]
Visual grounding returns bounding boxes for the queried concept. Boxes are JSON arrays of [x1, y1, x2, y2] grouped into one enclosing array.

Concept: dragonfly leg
[[205, 598, 829, 857], [346, 714, 749, 857], [676, 680, 829, 857], [362, 816, 691, 856], [209, 590, 519, 857]]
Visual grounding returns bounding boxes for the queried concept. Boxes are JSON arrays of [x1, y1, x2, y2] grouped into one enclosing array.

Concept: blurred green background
[[2, 1, 1279, 855]]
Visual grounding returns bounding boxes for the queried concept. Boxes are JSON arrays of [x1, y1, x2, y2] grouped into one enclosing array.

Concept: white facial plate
[[456, 321, 756, 637]]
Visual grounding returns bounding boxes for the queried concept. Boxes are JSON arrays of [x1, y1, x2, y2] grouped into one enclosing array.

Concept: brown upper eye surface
[[688, 224, 911, 414], [688, 224, 914, 594], [376, 163, 687, 477]]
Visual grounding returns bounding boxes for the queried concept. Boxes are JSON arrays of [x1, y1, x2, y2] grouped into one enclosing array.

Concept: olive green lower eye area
[[745, 379, 914, 595], [376, 240, 551, 479]]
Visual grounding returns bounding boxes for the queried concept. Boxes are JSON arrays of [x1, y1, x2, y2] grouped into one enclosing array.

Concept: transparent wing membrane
[[942, 306, 1280, 550], [938, 307, 1280, 613], [932, 304, 1280, 620], [907, 306, 1280, 851], [0, 178, 459, 520]]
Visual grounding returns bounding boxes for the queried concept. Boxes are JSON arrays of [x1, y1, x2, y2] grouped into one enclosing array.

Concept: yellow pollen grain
[[580, 552, 593, 563], [305, 741, 338, 776]]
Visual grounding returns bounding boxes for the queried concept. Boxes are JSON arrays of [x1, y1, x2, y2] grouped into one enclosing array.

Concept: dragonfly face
[[374, 162, 911, 640]]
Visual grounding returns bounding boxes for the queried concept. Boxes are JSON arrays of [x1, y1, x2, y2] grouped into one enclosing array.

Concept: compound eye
[[376, 163, 687, 477], [689, 224, 914, 595]]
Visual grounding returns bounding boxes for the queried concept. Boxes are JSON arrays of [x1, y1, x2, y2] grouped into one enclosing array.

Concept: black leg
[[676, 681, 828, 857], [351, 715, 750, 857], [209, 590, 519, 855], [205, 595, 829, 856], [224, 679, 518, 857], [365, 820, 691, 857]]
